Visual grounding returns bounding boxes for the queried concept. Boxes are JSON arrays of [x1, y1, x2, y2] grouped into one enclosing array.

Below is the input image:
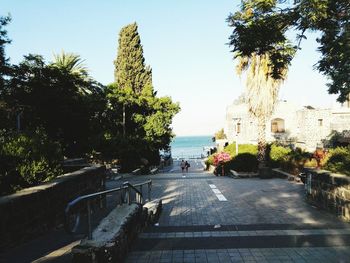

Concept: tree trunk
[[257, 116, 272, 178], [122, 104, 126, 137], [257, 116, 266, 168]]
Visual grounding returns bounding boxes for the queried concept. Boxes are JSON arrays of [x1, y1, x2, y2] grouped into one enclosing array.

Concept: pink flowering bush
[[213, 152, 231, 166]]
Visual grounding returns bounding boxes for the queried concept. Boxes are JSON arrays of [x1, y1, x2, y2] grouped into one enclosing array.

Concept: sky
[[1, 0, 340, 136]]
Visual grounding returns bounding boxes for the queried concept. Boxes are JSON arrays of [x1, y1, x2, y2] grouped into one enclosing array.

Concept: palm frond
[[52, 51, 88, 77]]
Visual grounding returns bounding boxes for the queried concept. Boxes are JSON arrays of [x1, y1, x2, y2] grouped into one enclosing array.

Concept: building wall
[[225, 100, 350, 151], [295, 109, 331, 150]]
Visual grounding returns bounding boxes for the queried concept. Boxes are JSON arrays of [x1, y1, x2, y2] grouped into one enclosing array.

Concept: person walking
[[185, 161, 190, 173], [180, 160, 186, 173]]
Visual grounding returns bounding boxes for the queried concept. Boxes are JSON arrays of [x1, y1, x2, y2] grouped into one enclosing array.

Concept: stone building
[[225, 99, 350, 151]]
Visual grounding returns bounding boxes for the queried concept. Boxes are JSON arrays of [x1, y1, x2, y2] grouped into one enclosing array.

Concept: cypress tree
[[114, 22, 152, 94]]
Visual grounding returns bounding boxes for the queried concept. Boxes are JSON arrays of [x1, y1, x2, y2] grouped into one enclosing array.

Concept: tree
[[6, 54, 105, 157], [114, 23, 152, 94], [236, 53, 291, 165], [0, 15, 11, 87], [228, 0, 350, 103], [51, 51, 88, 78], [0, 15, 12, 132], [113, 23, 153, 137], [108, 23, 180, 170], [228, 2, 295, 166], [215, 128, 227, 140]]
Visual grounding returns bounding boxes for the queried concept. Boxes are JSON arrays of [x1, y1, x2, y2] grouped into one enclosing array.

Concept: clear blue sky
[[2, 0, 339, 136]]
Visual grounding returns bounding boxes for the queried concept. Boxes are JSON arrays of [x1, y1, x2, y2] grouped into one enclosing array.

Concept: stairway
[[126, 223, 350, 262]]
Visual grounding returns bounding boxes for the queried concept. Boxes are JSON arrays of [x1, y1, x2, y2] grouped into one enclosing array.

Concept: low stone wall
[[63, 158, 90, 173], [72, 200, 162, 263], [0, 166, 106, 248], [304, 168, 350, 221]]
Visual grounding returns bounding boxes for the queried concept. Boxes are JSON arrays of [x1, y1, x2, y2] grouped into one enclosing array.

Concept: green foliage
[[0, 17, 179, 192], [228, 0, 350, 102], [226, 153, 258, 172], [114, 23, 152, 94], [0, 129, 63, 195], [51, 51, 88, 79], [279, 147, 311, 175], [267, 143, 291, 167], [324, 130, 350, 148], [324, 147, 350, 176], [3, 54, 106, 157], [108, 23, 180, 170], [269, 144, 291, 161], [205, 154, 215, 168], [0, 15, 11, 83], [214, 128, 227, 140], [103, 82, 180, 170], [223, 143, 258, 157], [206, 143, 258, 171]]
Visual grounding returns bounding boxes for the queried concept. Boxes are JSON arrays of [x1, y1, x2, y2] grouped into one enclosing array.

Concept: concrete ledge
[[143, 199, 162, 225], [72, 199, 163, 263], [131, 168, 141, 175], [272, 168, 301, 182], [72, 204, 143, 263], [229, 170, 258, 179], [209, 165, 216, 173], [150, 168, 159, 175]]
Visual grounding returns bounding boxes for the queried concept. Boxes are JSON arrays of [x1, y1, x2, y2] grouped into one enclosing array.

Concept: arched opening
[[271, 118, 285, 133]]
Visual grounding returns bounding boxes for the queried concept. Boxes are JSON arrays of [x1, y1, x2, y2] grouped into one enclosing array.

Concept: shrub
[[226, 153, 258, 172], [324, 147, 350, 176], [267, 144, 291, 168], [0, 129, 63, 195], [269, 144, 291, 162], [213, 152, 231, 166], [304, 158, 317, 168], [205, 154, 215, 167], [280, 147, 311, 175], [224, 143, 257, 157]]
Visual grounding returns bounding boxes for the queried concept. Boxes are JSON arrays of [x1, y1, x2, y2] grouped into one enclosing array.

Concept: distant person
[[185, 161, 190, 173], [180, 160, 186, 173]]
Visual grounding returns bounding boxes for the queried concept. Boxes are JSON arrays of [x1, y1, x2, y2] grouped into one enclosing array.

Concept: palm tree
[[51, 51, 88, 78], [51, 51, 95, 94], [237, 53, 287, 167]]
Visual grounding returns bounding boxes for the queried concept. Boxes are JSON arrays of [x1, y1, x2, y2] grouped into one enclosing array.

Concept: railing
[[173, 155, 205, 160], [64, 180, 152, 240]]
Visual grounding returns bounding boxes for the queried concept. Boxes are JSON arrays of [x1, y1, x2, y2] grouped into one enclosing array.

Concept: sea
[[170, 135, 215, 159]]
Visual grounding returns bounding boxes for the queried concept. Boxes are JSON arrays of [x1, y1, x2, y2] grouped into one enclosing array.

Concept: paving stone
[[125, 172, 350, 262]]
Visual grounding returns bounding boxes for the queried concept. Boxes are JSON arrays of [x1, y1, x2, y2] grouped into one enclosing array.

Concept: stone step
[[143, 223, 350, 233], [126, 247, 350, 263], [132, 234, 350, 251], [140, 228, 350, 239]]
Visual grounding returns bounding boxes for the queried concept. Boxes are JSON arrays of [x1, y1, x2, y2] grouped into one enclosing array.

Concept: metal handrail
[[122, 181, 152, 205], [64, 179, 152, 239]]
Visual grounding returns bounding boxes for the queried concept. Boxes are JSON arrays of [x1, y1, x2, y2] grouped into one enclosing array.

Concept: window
[[318, 119, 323, 126], [237, 123, 241, 134], [271, 118, 285, 133]]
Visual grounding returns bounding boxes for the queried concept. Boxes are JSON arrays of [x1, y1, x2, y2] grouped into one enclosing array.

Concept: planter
[[259, 167, 272, 179]]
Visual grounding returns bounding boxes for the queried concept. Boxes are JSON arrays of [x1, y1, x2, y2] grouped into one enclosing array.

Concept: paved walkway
[[125, 160, 350, 263], [2, 159, 350, 263]]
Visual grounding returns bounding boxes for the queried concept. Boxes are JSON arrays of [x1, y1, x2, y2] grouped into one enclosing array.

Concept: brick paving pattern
[[125, 160, 350, 263]]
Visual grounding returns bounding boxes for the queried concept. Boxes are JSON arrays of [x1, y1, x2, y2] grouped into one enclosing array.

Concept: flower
[[213, 152, 231, 166]]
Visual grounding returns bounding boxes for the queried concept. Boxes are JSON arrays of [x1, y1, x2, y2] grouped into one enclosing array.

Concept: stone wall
[[226, 100, 350, 151], [296, 108, 331, 150], [0, 166, 106, 248], [62, 158, 90, 173], [304, 168, 350, 221]]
